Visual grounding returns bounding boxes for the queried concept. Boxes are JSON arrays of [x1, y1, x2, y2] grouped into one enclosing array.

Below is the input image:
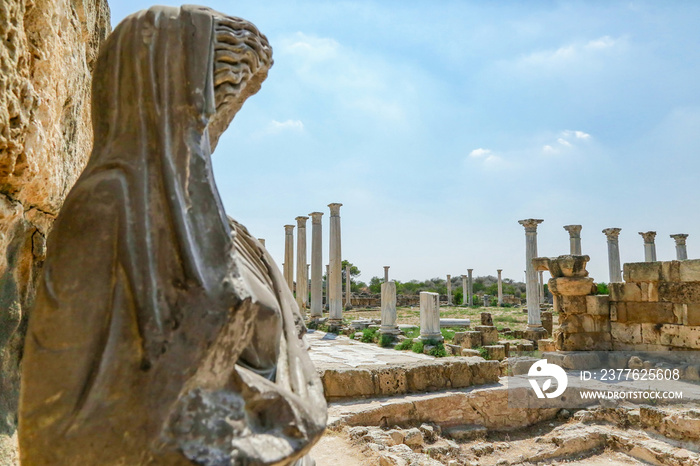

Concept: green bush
[[361, 327, 378, 343], [379, 334, 394, 347], [395, 338, 414, 350], [412, 340, 425, 354], [596, 282, 610, 295], [412, 338, 447, 358], [427, 342, 447, 357]]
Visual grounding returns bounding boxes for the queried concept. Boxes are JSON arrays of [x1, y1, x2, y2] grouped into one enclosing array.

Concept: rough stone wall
[[0, 0, 110, 462], [552, 259, 700, 352]]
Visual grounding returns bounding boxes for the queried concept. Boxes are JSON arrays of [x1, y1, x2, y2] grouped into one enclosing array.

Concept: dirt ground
[[310, 432, 373, 465]]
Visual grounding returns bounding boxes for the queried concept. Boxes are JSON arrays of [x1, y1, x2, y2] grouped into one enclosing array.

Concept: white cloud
[[269, 119, 304, 132], [467, 148, 507, 169], [469, 148, 492, 158], [557, 138, 572, 147], [543, 130, 592, 155], [281, 33, 339, 62], [509, 36, 625, 74]]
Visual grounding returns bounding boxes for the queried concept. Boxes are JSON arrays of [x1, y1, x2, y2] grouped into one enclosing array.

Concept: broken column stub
[[380, 281, 399, 335], [418, 292, 443, 342]]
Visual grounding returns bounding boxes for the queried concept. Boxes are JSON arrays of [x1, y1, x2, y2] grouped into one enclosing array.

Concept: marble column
[[325, 264, 330, 310], [258, 238, 265, 247], [383, 266, 390, 283], [345, 264, 352, 309], [603, 228, 622, 283], [467, 269, 474, 306], [446, 274, 452, 306], [295, 216, 309, 310], [380, 281, 399, 335], [328, 203, 343, 322], [563, 224, 582, 255], [518, 218, 544, 329], [671, 234, 689, 260], [284, 224, 295, 292], [418, 292, 443, 342], [538, 270, 545, 304], [639, 231, 657, 262], [309, 212, 323, 318], [461, 275, 467, 305], [497, 269, 503, 307]]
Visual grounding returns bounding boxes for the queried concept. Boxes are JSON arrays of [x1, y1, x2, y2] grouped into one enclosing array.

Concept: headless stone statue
[[19, 6, 326, 465]]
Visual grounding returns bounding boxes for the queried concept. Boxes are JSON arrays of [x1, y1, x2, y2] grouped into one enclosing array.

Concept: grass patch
[[361, 327, 378, 343], [441, 328, 456, 341], [395, 338, 413, 350], [379, 334, 394, 347], [478, 347, 489, 359], [403, 327, 420, 340], [411, 338, 447, 357], [412, 340, 425, 354]]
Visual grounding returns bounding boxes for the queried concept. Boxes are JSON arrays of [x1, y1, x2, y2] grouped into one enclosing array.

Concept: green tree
[[369, 276, 382, 293]]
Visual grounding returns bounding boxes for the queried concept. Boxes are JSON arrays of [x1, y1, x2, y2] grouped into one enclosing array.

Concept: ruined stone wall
[[0, 1, 110, 462], [552, 259, 700, 352]]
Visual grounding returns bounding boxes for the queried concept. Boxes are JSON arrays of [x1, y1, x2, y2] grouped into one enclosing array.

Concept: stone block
[[656, 324, 700, 349], [509, 357, 539, 375], [687, 304, 700, 326], [405, 362, 447, 392], [321, 367, 375, 399], [641, 323, 663, 345], [620, 302, 676, 324], [545, 352, 602, 370], [460, 331, 482, 349], [624, 261, 663, 282], [609, 283, 642, 302], [483, 345, 506, 361], [586, 295, 610, 316], [474, 325, 498, 345], [560, 295, 589, 314], [461, 348, 480, 357], [661, 260, 681, 282], [444, 425, 487, 441], [523, 327, 549, 342], [480, 312, 493, 326], [538, 339, 556, 351], [610, 302, 626, 322], [446, 344, 462, 356], [515, 341, 535, 352], [557, 331, 611, 351], [658, 282, 700, 303], [549, 277, 596, 296], [679, 259, 700, 282], [611, 322, 642, 345], [541, 310, 553, 336], [497, 340, 511, 354]]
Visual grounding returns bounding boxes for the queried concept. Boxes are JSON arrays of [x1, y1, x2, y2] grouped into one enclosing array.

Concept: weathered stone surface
[[586, 295, 611, 316], [679, 259, 700, 282], [541, 310, 553, 336], [480, 312, 493, 326], [538, 339, 556, 351], [611, 322, 643, 345], [549, 277, 596, 296], [444, 425, 487, 441], [475, 325, 498, 345], [0, 1, 110, 462], [623, 262, 663, 282], [658, 282, 700, 303], [615, 302, 676, 324], [460, 331, 482, 349], [483, 345, 506, 361]]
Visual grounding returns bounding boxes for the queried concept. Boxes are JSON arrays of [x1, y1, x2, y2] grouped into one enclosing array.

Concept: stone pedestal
[[295, 216, 308, 310], [380, 282, 399, 335], [474, 325, 498, 345], [639, 231, 657, 262], [563, 224, 582, 255], [480, 312, 493, 326], [467, 269, 474, 306], [446, 274, 452, 305], [483, 295, 490, 307], [519, 218, 544, 330], [603, 228, 622, 283], [284, 224, 295, 292], [328, 203, 343, 322], [461, 275, 467, 305], [418, 292, 443, 342], [671, 234, 689, 260], [309, 212, 323, 317], [497, 269, 503, 306]]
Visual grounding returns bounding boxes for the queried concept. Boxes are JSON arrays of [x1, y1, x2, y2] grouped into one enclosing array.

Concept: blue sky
[[110, 1, 700, 284]]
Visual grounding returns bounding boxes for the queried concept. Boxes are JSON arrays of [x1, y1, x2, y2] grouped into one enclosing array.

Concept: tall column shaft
[[564, 224, 582, 255], [538, 270, 545, 304], [467, 269, 473, 306], [295, 216, 309, 310], [497, 269, 503, 306], [671, 234, 689, 260], [603, 228, 622, 283], [325, 264, 330, 310], [345, 264, 352, 309], [309, 213, 323, 317], [328, 203, 343, 321], [639, 231, 657, 262], [446, 274, 452, 305], [519, 219, 544, 328], [383, 266, 390, 283], [284, 225, 295, 292], [461, 275, 467, 305], [418, 292, 443, 342], [380, 282, 399, 334]]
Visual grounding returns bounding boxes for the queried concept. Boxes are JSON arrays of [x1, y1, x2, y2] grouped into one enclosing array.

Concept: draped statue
[[19, 5, 326, 465]]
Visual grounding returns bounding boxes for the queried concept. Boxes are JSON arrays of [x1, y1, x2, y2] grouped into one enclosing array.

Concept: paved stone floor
[[307, 330, 431, 369]]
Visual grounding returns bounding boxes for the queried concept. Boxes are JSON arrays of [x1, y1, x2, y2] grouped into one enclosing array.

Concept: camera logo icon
[[528, 359, 568, 399]]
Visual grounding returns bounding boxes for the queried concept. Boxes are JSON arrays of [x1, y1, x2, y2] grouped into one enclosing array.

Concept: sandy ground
[[310, 433, 371, 466]]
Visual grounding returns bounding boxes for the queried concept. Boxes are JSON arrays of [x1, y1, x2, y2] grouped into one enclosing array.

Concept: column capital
[[602, 227, 621, 239], [563, 224, 582, 237], [461, 274, 467, 279], [639, 231, 657, 243], [328, 203, 343, 216], [309, 211, 323, 223], [295, 216, 309, 227], [519, 218, 544, 232], [446, 274, 451, 279], [497, 269, 502, 274], [671, 233, 689, 245], [284, 224, 295, 233], [467, 269, 473, 274], [384, 266, 390, 270]]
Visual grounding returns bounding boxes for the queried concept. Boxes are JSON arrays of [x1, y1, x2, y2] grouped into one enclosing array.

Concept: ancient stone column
[[309, 212, 324, 318], [603, 228, 622, 283], [538, 270, 545, 304], [258, 238, 265, 247], [380, 281, 399, 335], [467, 269, 474, 306], [383, 266, 390, 283], [497, 269, 503, 307], [295, 216, 309, 310], [639, 231, 657, 262], [328, 203, 343, 322], [284, 224, 295, 292], [446, 274, 452, 305], [418, 292, 443, 342], [345, 264, 352, 309], [325, 264, 330, 310], [518, 218, 544, 330], [563, 224, 582, 255], [671, 234, 689, 260], [461, 275, 467, 305]]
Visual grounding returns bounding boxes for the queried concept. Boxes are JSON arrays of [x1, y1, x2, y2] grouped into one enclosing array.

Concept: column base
[[523, 326, 549, 342], [379, 326, 400, 335], [414, 334, 444, 344]]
